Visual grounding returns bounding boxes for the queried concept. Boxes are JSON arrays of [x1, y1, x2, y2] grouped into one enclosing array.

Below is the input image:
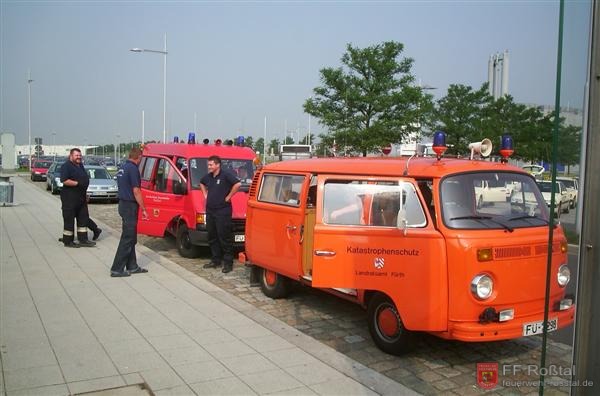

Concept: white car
[[556, 177, 579, 208], [535, 181, 569, 217], [474, 180, 513, 208]]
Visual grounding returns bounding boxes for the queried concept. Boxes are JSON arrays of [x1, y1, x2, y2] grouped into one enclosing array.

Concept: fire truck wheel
[[259, 268, 290, 299], [367, 293, 413, 355], [176, 224, 201, 258]]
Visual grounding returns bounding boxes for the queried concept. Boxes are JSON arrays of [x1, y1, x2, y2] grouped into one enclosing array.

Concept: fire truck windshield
[[187, 158, 255, 190], [441, 172, 550, 230]]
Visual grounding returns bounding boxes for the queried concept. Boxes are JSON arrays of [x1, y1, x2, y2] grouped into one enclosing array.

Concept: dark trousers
[[88, 217, 98, 232], [111, 200, 139, 273], [61, 196, 89, 243], [206, 213, 233, 267]]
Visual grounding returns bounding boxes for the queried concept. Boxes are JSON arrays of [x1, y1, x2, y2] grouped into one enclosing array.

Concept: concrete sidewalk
[[0, 176, 418, 396]]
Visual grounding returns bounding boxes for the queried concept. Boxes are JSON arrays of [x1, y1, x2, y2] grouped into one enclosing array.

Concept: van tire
[[367, 293, 413, 355], [176, 224, 201, 258], [259, 268, 290, 299]]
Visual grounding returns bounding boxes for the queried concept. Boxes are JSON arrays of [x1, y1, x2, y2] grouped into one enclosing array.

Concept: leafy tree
[[243, 136, 254, 150], [304, 41, 433, 156], [433, 83, 491, 155], [268, 138, 280, 155], [254, 137, 265, 156]]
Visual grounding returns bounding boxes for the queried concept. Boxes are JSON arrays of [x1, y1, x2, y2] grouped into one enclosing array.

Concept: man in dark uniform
[[200, 155, 241, 273], [60, 148, 95, 248], [110, 147, 148, 277]]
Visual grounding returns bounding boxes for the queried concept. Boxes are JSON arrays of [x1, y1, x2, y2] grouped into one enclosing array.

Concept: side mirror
[[396, 209, 408, 236], [173, 180, 187, 195]]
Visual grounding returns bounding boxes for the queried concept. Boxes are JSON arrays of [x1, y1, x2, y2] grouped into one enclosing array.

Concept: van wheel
[[46, 182, 50, 191], [570, 200, 575, 209], [176, 224, 201, 258], [367, 293, 412, 355], [51, 183, 58, 195], [259, 268, 290, 299], [563, 204, 569, 214]]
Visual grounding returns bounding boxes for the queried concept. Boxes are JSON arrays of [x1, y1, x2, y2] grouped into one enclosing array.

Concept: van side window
[[323, 180, 426, 228], [141, 157, 156, 181], [258, 174, 304, 206]]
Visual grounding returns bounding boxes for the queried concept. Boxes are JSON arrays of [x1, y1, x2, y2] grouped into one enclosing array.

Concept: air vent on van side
[[249, 171, 261, 198]]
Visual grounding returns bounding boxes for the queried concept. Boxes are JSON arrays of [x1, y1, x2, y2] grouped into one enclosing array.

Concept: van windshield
[[187, 158, 255, 190], [441, 172, 549, 230]]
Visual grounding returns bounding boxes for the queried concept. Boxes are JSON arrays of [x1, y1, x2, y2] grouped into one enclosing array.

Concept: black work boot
[[62, 234, 79, 248], [77, 231, 96, 247], [222, 264, 233, 274], [92, 228, 103, 241], [203, 261, 221, 269]]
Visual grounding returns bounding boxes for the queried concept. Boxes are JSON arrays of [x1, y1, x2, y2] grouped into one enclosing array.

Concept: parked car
[[30, 159, 53, 181], [46, 161, 66, 194], [86, 165, 118, 203], [556, 177, 579, 208], [536, 181, 570, 217]]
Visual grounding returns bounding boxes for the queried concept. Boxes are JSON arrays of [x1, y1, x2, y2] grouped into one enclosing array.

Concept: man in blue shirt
[[200, 155, 241, 273], [60, 148, 95, 248], [110, 147, 149, 277]]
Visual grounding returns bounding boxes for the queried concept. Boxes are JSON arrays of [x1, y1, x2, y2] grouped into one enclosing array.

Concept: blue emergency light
[[500, 134, 514, 163], [187, 132, 195, 144], [236, 135, 245, 146], [432, 131, 447, 160], [173, 136, 179, 143]]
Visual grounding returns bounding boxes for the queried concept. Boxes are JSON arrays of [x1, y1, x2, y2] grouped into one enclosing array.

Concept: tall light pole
[[27, 70, 34, 169], [52, 131, 56, 161], [130, 33, 168, 143]]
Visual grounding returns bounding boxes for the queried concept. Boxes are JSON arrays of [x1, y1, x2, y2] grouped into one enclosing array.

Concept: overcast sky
[[0, 0, 592, 147]]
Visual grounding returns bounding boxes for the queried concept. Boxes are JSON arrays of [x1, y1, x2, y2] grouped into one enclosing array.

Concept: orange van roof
[[263, 157, 528, 179], [143, 143, 256, 159]]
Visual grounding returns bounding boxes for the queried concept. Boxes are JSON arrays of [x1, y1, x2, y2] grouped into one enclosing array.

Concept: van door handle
[[286, 225, 297, 231], [314, 250, 336, 257]]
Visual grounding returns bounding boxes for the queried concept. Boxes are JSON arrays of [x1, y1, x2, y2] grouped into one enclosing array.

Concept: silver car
[[86, 165, 118, 203]]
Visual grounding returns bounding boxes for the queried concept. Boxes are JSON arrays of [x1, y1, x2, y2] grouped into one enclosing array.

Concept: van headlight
[[557, 265, 570, 287], [471, 274, 494, 300]]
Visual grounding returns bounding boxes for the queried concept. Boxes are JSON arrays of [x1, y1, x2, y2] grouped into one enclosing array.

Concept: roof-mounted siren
[[215, 139, 222, 145], [468, 138, 492, 160], [187, 132, 196, 144], [236, 136, 245, 146], [202, 138, 210, 145], [432, 131, 447, 161], [173, 136, 179, 143], [499, 134, 514, 163]]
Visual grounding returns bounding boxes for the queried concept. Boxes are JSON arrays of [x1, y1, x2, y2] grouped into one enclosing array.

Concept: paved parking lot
[[29, 177, 576, 395]]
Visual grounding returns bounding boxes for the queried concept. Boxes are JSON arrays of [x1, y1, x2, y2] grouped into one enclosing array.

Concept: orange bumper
[[432, 306, 575, 342]]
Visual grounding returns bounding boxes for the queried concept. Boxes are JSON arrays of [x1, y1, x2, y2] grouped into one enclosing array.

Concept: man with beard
[[59, 148, 95, 248]]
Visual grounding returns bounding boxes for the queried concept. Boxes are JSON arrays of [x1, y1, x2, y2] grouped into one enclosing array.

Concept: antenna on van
[[403, 154, 416, 176]]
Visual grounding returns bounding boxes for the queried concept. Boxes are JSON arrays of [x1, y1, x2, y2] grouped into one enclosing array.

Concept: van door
[[246, 173, 308, 279], [311, 175, 447, 331], [138, 155, 187, 237]]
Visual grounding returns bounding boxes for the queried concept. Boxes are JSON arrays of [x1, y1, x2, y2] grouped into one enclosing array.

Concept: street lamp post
[[130, 34, 168, 143], [27, 70, 34, 169], [52, 131, 56, 161]]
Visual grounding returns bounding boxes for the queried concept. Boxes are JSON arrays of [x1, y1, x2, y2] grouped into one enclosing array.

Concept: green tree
[[268, 138, 280, 155], [433, 83, 492, 155], [254, 137, 265, 156], [304, 41, 433, 156]]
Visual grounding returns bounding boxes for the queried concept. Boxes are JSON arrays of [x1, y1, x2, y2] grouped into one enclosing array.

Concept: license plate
[[234, 234, 245, 242], [523, 318, 558, 336]]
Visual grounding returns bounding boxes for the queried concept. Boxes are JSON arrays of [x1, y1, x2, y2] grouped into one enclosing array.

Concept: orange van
[[137, 140, 257, 257], [242, 142, 575, 355]]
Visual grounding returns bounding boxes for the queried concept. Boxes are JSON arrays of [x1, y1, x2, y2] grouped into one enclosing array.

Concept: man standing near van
[[60, 148, 95, 248], [200, 155, 241, 273], [110, 147, 148, 277]]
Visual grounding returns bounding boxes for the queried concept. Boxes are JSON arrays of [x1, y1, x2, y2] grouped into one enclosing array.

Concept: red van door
[[311, 175, 447, 331], [138, 155, 187, 237]]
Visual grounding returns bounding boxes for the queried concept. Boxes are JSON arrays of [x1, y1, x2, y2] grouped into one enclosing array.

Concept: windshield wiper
[[450, 215, 514, 232], [508, 214, 549, 224], [450, 215, 492, 220]]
